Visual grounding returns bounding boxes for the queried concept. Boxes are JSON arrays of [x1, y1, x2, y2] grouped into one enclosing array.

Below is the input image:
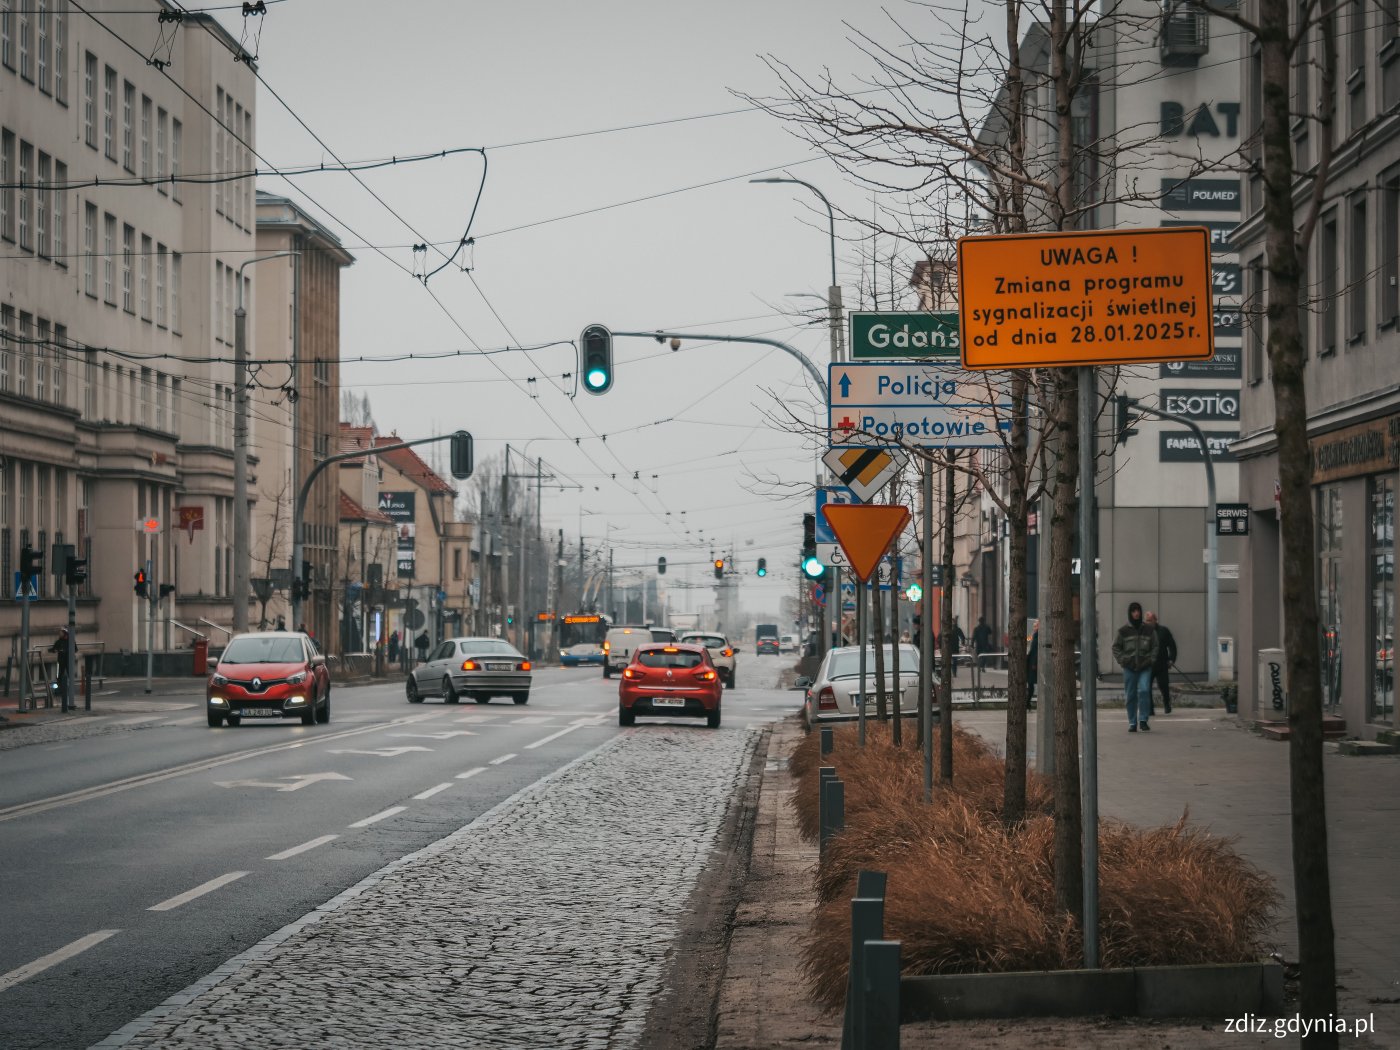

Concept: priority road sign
[[956, 226, 1215, 369], [820, 504, 911, 582], [822, 446, 907, 504]]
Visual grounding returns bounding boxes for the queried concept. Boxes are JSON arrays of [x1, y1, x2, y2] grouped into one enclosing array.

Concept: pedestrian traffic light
[[579, 324, 613, 395], [713, 558, 724, 580], [657, 556, 667, 575], [449, 430, 474, 480], [159, 583, 176, 600], [1115, 394, 1140, 445], [65, 557, 88, 586], [133, 569, 149, 598], [22, 545, 44, 578], [756, 557, 767, 577]]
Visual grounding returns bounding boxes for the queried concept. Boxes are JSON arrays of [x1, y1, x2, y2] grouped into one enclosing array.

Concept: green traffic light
[[801, 555, 825, 579], [585, 367, 609, 389]]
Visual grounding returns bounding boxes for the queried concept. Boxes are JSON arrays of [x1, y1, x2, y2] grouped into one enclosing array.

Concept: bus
[[559, 613, 610, 650]]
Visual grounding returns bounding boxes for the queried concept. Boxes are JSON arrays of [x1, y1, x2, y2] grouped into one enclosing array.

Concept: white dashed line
[[510, 716, 550, 725], [347, 806, 407, 828], [412, 782, 454, 800], [265, 834, 339, 861], [0, 929, 121, 994], [149, 872, 249, 912], [489, 753, 517, 766], [524, 725, 580, 750], [455, 767, 486, 780]]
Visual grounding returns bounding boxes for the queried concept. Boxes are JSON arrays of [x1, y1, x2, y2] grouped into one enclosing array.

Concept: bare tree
[[253, 475, 293, 630]]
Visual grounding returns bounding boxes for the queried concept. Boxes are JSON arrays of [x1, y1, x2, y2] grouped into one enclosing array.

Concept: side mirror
[[310, 654, 326, 667], [793, 675, 811, 690], [733, 647, 742, 654]]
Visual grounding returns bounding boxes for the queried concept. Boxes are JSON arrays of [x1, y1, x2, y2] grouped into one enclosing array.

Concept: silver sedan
[[799, 644, 929, 725], [406, 637, 532, 705]]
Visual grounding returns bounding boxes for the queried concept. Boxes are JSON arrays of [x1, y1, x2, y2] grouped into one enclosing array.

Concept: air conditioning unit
[[1160, 2, 1209, 66]]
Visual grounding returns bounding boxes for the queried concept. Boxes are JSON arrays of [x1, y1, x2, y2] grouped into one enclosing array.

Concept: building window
[[18, 139, 31, 251], [140, 95, 151, 179], [36, 151, 49, 258], [83, 52, 96, 147], [170, 251, 181, 332], [1319, 212, 1339, 354], [1347, 0, 1367, 132], [156, 107, 167, 189], [0, 303, 10, 392], [155, 372, 166, 431], [16, 0, 28, 79], [121, 223, 134, 313], [51, 323, 64, 406], [83, 202, 96, 296], [170, 119, 181, 203], [214, 261, 225, 343], [36, 0, 48, 93], [155, 243, 167, 327], [1, 129, 13, 243], [1347, 192, 1367, 342], [83, 350, 94, 417], [214, 88, 224, 217], [102, 65, 115, 161], [16, 310, 30, 396], [52, 160, 65, 264], [139, 234, 151, 320], [34, 318, 47, 401], [1382, 172, 1399, 326], [103, 212, 115, 302], [1, 0, 10, 70], [52, 0, 64, 104], [1371, 475, 1395, 725], [1318, 484, 1345, 712], [121, 80, 133, 172]]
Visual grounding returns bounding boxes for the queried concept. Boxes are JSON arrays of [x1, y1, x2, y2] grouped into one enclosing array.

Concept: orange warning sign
[[956, 227, 1215, 369], [821, 504, 911, 582]]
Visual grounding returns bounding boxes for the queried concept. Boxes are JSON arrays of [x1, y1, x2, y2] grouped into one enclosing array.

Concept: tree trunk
[[873, 576, 889, 720], [939, 455, 956, 781], [890, 555, 902, 746], [1003, 373, 1031, 825], [1259, 0, 1337, 1035]]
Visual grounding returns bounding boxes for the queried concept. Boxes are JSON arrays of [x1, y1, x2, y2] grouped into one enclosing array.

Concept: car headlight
[[209, 696, 227, 706], [286, 695, 306, 704], [212, 673, 229, 686], [286, 671, 307, 685]]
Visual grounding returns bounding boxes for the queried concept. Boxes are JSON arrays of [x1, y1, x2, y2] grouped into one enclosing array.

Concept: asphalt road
[[0, 655, 798, 1050]]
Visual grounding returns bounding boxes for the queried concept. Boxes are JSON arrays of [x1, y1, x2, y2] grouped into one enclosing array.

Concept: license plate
[[652, 697, 686, 708], [487, 663, 513, 671], [237, 707, 281, 718]]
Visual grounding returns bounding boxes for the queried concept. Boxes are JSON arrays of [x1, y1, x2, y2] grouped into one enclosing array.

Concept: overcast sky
[[232, 0, 956, 616]]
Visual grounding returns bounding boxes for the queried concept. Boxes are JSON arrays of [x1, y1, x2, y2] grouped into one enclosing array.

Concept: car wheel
[[512, 693, 529, 705], [728, 672, 737, 689], [226, 715, 242, 727], [619, 704, 635, 727], [406, 677, 423, 704], [316, 688, 331, 724], [443, 677, 460, 704], [207, 712, 223, 728], [301, 693, 317, 725], [707, 708, 722, 729]]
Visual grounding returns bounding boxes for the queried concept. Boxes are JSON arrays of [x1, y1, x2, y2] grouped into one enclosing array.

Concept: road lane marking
[[524, 725, 580, 750], [0, 929, 121, 994], [215, 772, 352, 792], [489, 753, 517, 765], [348, 806, 407, 828], [325, 746, 433, 757], [455, 767, 486, 779], [0, 717, 437, 824], [266, 835, 339, 861], [389, 730, 476, 740], [149, 872, 249, 912], [412, 782, 454, 800], [510, 716, 550, 725]]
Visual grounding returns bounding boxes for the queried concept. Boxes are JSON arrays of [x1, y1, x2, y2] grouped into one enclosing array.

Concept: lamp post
[[233, 250, 298, 635]]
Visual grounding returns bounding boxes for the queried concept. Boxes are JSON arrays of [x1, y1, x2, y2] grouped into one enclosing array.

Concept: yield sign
[[820, 504, 910, 582], [821, 446, 906, 504]]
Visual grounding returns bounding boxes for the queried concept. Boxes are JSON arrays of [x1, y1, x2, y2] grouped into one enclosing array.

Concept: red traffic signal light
[[134, 569, 149, 598]]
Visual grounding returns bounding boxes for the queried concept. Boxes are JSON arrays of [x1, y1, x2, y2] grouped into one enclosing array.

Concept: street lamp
[[233, 250, 299, 635]]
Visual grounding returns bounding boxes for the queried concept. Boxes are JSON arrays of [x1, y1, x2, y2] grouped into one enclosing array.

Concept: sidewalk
[[717, 711, 1400, 1049], [0, 674, 204, 734]]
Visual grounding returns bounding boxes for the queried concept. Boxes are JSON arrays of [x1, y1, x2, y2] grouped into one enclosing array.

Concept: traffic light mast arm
[[1120, 398, 1219, 683], [611, 330, 829, 400], [289, 432, 470, 627]]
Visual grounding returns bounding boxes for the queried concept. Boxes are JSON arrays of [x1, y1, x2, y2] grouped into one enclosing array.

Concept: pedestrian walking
[[49, 628, 71, 701], [1112, 601, 1158, 732], [275, 615, 287, 631], [971, 616, 994, 668], [388, 631, 400, 665], [1144, 611, 1178, 715], [1026, 622, 1039, 709], [414, 630, 430, 663]]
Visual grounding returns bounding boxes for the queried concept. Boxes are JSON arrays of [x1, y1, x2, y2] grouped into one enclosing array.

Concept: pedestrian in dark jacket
[[971, 616, 994, 664], [1144, 611, 1177, 715], [414, 630, 430, 663], [50, 628, 71, 700], [388, 631, 400, 664], [1111, 601, 1158, 732]]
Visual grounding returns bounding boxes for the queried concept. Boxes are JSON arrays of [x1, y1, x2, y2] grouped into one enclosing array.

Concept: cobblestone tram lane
[[96, 724, 762, 1050]]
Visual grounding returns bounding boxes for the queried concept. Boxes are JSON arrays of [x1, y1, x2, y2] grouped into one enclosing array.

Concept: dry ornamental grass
[[792, 721, 1281, 1012]]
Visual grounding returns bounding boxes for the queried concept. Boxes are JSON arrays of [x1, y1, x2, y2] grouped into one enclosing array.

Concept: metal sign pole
[[65, 584, 77, 713], [921, 456, 934, 801], [145, 554, 155, 695], [1078, 366, 1101, 969], [19, 583, 32, 713], [857, 571, 868, 747]]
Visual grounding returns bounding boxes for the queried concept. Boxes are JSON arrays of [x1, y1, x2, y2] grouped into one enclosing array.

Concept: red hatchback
[[618, 643, 723, 728], [206, 631, 331, 727]]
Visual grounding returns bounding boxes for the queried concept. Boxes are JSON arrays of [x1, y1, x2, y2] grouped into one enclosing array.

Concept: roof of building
[[375, 435, 457, 496], [339, 423, 377, 462], [339, 491, 394, 525]]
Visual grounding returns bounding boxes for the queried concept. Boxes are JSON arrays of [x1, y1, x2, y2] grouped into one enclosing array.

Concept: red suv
[[206, 631, 331, 727], [618, 643, 722, 728]]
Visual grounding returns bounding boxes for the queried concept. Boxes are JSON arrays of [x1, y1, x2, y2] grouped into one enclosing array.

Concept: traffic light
[[301, 559, 313, 599], [159, 583, 176, 600], [449, 430, 474, 480], [1115, 394, 1139, 445], [133, 569, 149, 598], [756, 557, 767, 577], [800, 513, 823, 577], [713, 558, 724, 580], [65, 557, 88, 586], [579, 324, 613, 395], [657, 556, 667, 575], [21, 545, 44, 577]]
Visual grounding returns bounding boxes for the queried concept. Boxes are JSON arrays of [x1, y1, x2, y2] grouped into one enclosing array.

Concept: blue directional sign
[[828, 361, 1012, 449], [814, 487, 854, 545]]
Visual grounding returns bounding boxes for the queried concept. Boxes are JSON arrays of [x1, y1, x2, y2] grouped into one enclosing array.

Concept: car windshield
[[221, 636, 304, 664], [825, 648, 921, 679], [650, 629, 676, 643], [682, 635, 727, 649], [637, 648, 704, 669], [461, 640, 519, 656]]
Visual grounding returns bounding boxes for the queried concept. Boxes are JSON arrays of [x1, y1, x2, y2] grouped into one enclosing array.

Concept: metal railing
[[197, 618, 232, 643], [168, 619, 207, 641]]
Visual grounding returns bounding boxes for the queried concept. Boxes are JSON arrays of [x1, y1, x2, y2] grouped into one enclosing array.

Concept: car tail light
[[602, 641, 610, 653], [519, 661, 532, 672], [622, 667, 641, 680], [461, 660, 479, 671], [696, 669, 717, 681], [721, 648, 734, 658], [818, 686, 837, 710]]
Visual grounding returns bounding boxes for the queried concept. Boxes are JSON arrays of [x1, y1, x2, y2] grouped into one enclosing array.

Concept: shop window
[[1373, 475, 1396, 725], [1318, 485, 1345, 712]]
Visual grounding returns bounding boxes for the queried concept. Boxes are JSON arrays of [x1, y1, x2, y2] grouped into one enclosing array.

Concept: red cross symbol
[[836, 416, 856, 432]]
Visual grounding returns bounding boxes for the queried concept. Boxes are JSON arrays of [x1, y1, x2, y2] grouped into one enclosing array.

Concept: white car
[[780, 634, 797, 653], [799, 644, 928, 725], [680, 632, 740, 688]]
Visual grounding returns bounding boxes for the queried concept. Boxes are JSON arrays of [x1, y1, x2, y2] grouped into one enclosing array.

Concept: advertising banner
[[378, 491, 417, 579]]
